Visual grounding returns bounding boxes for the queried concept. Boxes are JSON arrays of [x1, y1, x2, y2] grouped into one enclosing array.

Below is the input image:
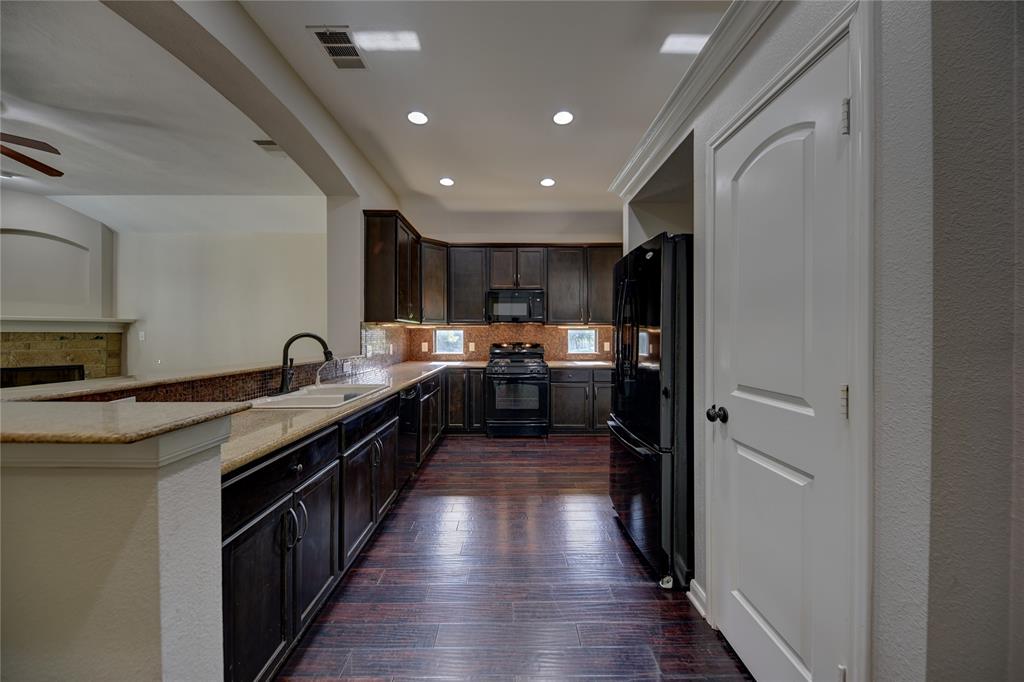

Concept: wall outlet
[[468, 341, 476, 352], [138, 331, 145, 342], [342, 360, 353, 374], [603, 341, 610, 352], [388, 343, 394, 355], [421, 341, 429, 352]]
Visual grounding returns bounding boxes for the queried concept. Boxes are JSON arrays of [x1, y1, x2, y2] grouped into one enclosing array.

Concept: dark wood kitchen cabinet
[[421, 240, 447, 324], [448, 246, 489, 323], [374, 417, 400, 520], [364, 210, 421, 323], [446, 368, 486, 433], [587, 245, 620, 324], [592, 381, 614, 431], [342, 414, 399, 566], [292, 462, 341, 633], [550, 382, 590, 431], [489, 247, 545, 289], [221, 427, 341, 682], [419, 375, 443, 459], [546, 247, 587, 323]]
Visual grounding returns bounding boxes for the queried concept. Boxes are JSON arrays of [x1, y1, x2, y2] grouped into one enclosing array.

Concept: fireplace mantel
[[0, 316, 136, 333]]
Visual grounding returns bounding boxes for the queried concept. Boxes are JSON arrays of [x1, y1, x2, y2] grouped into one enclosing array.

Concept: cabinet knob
[[291, 463, 304, 475]]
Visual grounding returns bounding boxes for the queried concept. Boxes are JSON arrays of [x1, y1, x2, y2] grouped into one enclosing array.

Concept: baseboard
[[687, 578, 708, 620]]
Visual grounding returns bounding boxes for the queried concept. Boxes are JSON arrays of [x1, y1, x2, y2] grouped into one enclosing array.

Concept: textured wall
[[928, 3, 1018, 679], [405, 323, 613, 362]]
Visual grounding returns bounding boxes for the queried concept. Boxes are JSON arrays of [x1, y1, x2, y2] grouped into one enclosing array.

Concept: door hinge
[[840, 385, 849, 419], [841, 98, 851, 135]]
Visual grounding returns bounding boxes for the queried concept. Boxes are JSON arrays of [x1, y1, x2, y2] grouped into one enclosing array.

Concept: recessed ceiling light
[[660, 34, 709, 54], [439, 177, 455, 187], [552, 111, 574, 125], [407, 111, 429, 125], [353, 30, 421, 51], [540, 178, 556, 187]]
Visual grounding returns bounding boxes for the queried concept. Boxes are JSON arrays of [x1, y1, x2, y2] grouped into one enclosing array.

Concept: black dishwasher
[[397, 387, 419, 487]]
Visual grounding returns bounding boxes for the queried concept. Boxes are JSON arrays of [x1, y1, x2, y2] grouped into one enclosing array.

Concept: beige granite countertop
[[221, 361, 487, 475], [0, 401, 250, 444], [546, 360, 613, 368]]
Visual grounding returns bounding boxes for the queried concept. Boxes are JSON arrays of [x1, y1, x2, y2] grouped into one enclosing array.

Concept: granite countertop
[[546, 360, 614, 368], [221, 361, 487, 475], [0, 401, 250, 444]]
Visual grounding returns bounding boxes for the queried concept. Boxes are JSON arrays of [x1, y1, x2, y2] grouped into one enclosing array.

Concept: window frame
[[433, 328, 465, 354], [566, 328, 598, 355]]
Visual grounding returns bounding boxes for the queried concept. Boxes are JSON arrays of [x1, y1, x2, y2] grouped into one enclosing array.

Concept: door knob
[[706, 405, 729, 423]]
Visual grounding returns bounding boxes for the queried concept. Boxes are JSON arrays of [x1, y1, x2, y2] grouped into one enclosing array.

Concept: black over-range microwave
[[485, 289, 545, 323]]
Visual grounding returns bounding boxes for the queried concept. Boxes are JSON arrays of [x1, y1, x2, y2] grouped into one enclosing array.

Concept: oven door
[[485, 375, 549, 423]]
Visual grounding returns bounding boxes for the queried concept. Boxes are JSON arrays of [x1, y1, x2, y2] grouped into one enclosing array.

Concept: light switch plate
[[603, 341, 610, 351], [388, 343, 394, 355], [421, 341, 429, 352], [469, 342, 476, 352]]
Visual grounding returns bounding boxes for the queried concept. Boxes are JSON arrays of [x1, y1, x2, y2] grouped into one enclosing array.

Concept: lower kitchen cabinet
[[550, 382, 590, 430], [342, 415, 400, 566], [446, 368, 486, 433], [419, 376, 443, 459], [222, 494, 294, 682], [293, 461, 341, 632], [549, 368, 615, 433], [374, 418, 400, 520]]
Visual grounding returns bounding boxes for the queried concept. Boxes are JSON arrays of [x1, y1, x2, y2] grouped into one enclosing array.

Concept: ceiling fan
[[0, 132, 63, 177]]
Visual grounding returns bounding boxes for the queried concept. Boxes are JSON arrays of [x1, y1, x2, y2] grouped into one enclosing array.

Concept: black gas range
[[485, 343, 549, 437]]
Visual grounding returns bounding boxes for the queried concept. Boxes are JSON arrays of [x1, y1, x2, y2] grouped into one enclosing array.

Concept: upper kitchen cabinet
[[364, 210, 421, 323], [489, 247, 546, 289], [546, 247, 587, 323], [448, 246, 489, 324], [421, 240, 447, 324], [586, 246, 620, 323]]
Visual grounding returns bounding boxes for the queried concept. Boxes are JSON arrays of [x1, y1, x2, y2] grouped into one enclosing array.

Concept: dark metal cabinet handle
[[705, 405, 729, 423], [285, 508, 300, 549], [297, 500, 309, 542]]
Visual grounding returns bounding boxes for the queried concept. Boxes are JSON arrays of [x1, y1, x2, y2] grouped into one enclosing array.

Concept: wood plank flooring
[[278, 435, 751, 681]]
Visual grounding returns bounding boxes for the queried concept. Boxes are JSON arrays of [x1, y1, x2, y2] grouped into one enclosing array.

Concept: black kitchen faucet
[[279, 332, 333, 394]]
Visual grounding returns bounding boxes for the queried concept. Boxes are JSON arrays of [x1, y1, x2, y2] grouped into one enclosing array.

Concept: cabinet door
[[223, 494, 294, 682], [396, 221, 421, 322], [550, 382, 590, 430], [516, 247, 546, 289], [446, 369, 468, 430], [421, 242, 447, 324], [467, 369, 486, 432], [430, 389, 443, 446], [592, 382, 614, 431], [374, 418, 400, 520], [419, 390, 434, 460], [489, 248, 517, 289], [293, 461, 340, 634], [546, 247, 587, 322], [342, 439, 375, 567], [448, 247, 488, 323], [587, 246, 620, 324]]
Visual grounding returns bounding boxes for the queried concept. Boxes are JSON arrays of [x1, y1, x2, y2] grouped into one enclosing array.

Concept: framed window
[[434, 329, 464, 354], [638, 331, 650, 357], [567, 328, 597, 354]]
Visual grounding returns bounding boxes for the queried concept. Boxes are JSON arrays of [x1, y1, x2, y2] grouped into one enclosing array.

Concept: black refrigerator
[[609, 232, 693, 588]]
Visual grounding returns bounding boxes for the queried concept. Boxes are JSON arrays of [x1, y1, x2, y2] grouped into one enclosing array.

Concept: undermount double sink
[[252, 384, 387, 409]]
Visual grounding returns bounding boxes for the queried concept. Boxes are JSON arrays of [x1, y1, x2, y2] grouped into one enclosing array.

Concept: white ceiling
[[0, 1, 320, 197], [242, 1, 727, 213]]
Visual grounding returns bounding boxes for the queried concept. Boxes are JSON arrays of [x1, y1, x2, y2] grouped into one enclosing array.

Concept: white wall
[[117, 228, 327, 376], [0, 188, 114, 318]]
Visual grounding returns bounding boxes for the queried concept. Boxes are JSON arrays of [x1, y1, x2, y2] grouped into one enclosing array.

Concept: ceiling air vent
[[310, 25, 366, 70], [253, 139, 288, 158]]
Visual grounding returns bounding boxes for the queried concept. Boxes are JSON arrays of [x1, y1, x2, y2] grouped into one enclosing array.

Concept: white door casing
[[708, 34, 853, 682]]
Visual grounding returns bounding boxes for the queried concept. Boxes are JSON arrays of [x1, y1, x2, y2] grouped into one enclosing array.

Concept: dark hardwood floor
[[278, 435, 751, 680]]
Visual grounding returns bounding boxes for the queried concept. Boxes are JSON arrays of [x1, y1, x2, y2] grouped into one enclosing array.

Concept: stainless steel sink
[[252, 384, 387, 409]]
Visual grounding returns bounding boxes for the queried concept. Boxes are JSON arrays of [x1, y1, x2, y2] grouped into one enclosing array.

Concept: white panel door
[[711, 38, 851, 681]]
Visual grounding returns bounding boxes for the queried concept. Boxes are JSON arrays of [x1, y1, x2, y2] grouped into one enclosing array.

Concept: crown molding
[[608, 0, 780, 201]]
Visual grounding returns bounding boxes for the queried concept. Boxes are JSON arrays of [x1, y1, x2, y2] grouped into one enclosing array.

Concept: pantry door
[[709, 36, 853, 681]]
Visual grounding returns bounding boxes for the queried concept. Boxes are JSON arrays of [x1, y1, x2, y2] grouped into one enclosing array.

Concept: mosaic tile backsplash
[[405, 323, 614, 362]]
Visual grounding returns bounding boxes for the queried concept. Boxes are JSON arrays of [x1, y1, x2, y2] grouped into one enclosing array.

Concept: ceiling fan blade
[[0, 133, 60, 155], [0, 145, 64, 177]]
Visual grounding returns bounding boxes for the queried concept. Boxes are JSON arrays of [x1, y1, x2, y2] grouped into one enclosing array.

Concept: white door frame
[[702, 2, 875, 680]]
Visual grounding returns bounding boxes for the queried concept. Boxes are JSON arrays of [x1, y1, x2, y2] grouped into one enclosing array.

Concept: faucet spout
[[279, 332, 333, 394]]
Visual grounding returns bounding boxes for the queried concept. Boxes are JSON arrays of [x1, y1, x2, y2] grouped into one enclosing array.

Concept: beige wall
[[117, 230, 327, 375], [0, 188, 114, 318]]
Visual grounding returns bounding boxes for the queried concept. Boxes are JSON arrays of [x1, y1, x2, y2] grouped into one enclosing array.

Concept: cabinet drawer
[[593, 368, 614, 383], [222, 426, 339, 539], [419, 374, 441, 397], [341, 395, 399, 451], [550, 368, 592, 383]]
